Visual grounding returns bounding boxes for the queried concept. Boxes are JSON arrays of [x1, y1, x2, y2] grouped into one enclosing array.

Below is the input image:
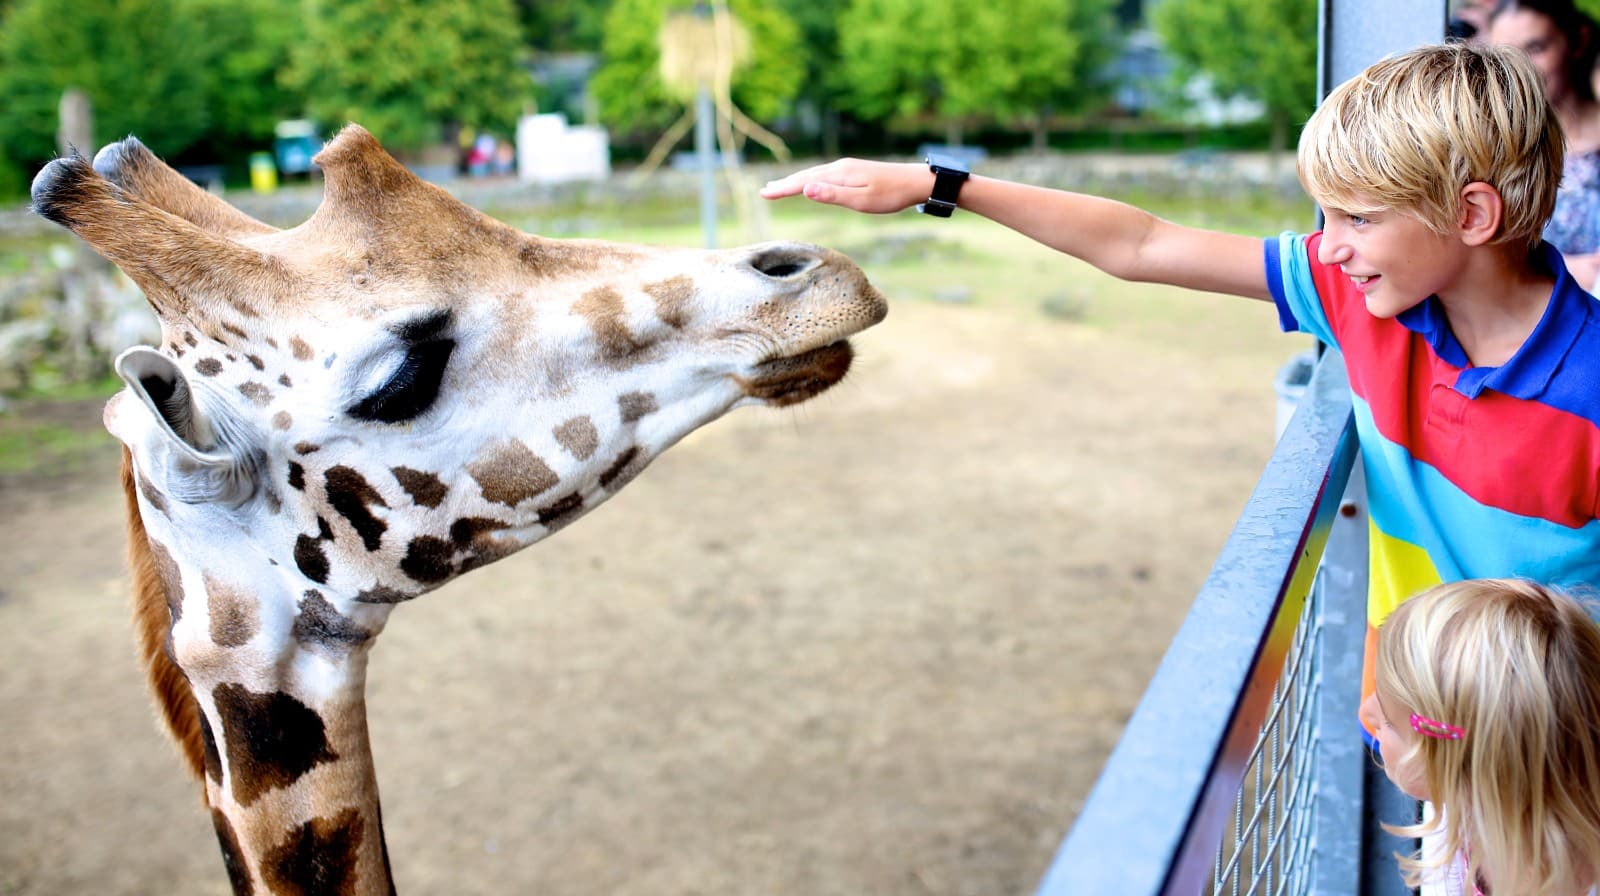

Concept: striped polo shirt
[[1265, 232, 1600, 713]]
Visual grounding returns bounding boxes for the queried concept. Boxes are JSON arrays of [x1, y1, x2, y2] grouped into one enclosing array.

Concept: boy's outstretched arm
[[761, 159, 1273, 302]]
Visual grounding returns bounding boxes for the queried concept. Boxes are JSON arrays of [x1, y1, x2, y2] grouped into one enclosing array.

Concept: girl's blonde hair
[[1377, 579, 1600, 895], [1297, 42, 1563, 253]]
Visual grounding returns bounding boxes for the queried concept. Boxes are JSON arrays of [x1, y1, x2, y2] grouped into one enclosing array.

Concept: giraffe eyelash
[[347, 338, 456, 424]]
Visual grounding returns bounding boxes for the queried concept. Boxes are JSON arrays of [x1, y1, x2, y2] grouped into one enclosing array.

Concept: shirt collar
[[1395, 242, 1591, 399]]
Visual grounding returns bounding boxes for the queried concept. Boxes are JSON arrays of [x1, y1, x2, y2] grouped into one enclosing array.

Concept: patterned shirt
[[1265, 233, 1600, 720], [1546, 147, 1600, 257]]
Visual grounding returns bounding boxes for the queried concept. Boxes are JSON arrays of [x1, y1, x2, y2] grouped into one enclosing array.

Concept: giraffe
[[30, 124, 886, 895]]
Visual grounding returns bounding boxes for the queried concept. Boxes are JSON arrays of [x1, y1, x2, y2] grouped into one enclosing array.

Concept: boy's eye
[[1347, 214, 1369, 227]]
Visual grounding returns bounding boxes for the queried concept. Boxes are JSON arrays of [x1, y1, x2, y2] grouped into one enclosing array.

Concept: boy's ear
[[1457, 181, 1503, 247]]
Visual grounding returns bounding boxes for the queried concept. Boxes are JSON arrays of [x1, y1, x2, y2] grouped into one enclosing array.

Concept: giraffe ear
[[113, 347, 261, 506]]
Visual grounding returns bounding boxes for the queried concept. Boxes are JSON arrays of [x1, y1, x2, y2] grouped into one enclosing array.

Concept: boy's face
[[1317, 204, 1468, 318], [1357, 686, 1432, 800]]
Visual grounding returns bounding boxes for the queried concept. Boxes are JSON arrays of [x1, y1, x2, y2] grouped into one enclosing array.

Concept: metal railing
[[1033, 349, 1414, 895]]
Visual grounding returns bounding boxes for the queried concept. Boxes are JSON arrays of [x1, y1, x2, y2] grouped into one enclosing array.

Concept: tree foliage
[[834, 0, 1120, 145], [1150, 0, 1317, 152], [513, 0, 606, 52], [589, 0, 805, 140], [0, 0, 212, 166], [287, 0, 532, 151], [186, 0, 306, 156]]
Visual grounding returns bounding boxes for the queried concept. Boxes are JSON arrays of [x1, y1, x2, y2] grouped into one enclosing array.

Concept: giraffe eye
[[347, 338, 455, 423]]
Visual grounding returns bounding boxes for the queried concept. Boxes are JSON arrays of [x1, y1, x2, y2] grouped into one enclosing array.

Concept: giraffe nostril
[[748, 248, 821, 280]]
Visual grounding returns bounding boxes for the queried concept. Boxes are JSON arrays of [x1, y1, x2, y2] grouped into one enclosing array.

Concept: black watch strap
[[917, 153, 970, 217]]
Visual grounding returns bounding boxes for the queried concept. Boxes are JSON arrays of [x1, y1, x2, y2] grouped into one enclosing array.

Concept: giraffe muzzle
[[739, 340, 855, 406]]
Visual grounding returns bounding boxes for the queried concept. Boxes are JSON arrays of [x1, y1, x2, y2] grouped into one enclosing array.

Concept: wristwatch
[[917, 154, 970, 217]]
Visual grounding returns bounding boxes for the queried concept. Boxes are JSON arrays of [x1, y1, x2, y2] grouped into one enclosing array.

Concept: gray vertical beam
[[1310, 459, 1367, 896], [1317, 3, 1443, 894], [1319, 0, 1448, 95]]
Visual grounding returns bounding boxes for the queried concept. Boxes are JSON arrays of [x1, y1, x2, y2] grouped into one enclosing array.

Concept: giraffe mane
[[121, 448, 208, 787]]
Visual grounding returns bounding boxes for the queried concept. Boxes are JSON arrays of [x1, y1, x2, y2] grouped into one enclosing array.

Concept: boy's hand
[[759, 159, 931, 215]]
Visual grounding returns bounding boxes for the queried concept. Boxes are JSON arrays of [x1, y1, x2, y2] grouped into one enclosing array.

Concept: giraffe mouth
[[741, 340, 854, 406]]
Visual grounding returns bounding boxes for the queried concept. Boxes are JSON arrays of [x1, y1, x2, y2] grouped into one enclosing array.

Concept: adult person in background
[[1489, 0, 1600, 290], [1449, 0, 1496, 40]]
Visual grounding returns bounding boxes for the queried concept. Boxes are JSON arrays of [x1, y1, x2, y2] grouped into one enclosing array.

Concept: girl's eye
[[347, 338, 456, 423]]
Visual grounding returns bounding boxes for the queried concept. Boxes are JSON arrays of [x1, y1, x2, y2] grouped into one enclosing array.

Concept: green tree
[[1151, 0, 1317, 154], [514, 0, 606, 52], [589, 0, 805, 145], [772, 0, 849, 156], [188, 0, 307, 158], [0, 0, 212, 168], [287, 0, 532, 153], [835, 0, 1119, 147]]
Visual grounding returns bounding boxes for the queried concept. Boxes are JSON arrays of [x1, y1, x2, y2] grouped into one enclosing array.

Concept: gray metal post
[[1316, 2, 1444, 893], [696, 86, 718, 249], [1311, 459, 1368, 896]]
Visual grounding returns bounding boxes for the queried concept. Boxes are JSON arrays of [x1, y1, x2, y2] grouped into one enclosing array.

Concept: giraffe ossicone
[[32, 123, 886, 895]]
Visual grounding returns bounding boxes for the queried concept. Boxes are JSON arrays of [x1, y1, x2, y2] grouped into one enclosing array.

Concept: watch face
[[926, 153, 970, 175]]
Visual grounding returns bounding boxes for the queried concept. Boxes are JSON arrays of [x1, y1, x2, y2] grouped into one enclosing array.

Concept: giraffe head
[[33, 125, 885, 606], [33, 125, 885, 895]]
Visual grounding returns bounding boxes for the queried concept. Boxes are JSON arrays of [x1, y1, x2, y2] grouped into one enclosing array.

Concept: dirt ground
[[0, 293, 1299, 895]]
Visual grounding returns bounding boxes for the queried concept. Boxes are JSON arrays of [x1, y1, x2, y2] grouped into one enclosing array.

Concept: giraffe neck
[[200, 648, 395, 896], [131, 473, 399, 895]]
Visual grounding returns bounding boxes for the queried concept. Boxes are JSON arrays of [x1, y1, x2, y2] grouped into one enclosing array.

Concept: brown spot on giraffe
[[137, 470, 169, 514], [390, 467, 447, 509], [212, 684, 338, 806], [294, 534, 330, 584], [204, 572, 259, 648], [536, 492, 585, 529], [287, 462, 305, 491], [451, 517, 517, 574], [146, 535, 185, 622], [325, 466, 389, 552], [399, 536, 454, 584], [618, 391, 658, 423], [278, 373, 293, 388], [354, 584, 414, 605], [210, 808, 254, 895], [261, 807, 365, 896], [293, 590, 371, 649], [246, 354, 265, 371], [196, 357, 223, 376], [273, 411, 292, 431], [290, 336, 313, 361], [574, 284, 641, 359], [200, 711, 224, 787], [644, 275, 694, 329], [238, 382, 273, 406], [467, 439, 558, 507], [553, 416, 599, 461]]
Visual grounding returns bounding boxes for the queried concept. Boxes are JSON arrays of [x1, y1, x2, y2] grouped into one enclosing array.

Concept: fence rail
[[1034, 349, 1394, 895]]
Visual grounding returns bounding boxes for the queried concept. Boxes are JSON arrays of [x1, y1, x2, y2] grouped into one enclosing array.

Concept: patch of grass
[[0, 417, 113, 475]]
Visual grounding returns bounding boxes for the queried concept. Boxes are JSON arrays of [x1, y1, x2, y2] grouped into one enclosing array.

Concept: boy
[[761, 43, 1600, 728]]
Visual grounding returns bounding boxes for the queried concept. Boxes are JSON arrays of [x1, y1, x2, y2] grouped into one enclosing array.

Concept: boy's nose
[[1317, 230, 1353, 266]]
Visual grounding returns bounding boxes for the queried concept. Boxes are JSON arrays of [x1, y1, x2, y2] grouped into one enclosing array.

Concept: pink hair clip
[[1410, 713, 1466, 741]]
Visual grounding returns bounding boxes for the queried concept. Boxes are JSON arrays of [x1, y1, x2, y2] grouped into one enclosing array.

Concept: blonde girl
[[1360, 578, 1600, 896]]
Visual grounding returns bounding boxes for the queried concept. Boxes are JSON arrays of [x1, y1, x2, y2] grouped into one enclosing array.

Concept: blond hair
[[1297, 42, 1563, 252], [1377, 579, 1600, 895]]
